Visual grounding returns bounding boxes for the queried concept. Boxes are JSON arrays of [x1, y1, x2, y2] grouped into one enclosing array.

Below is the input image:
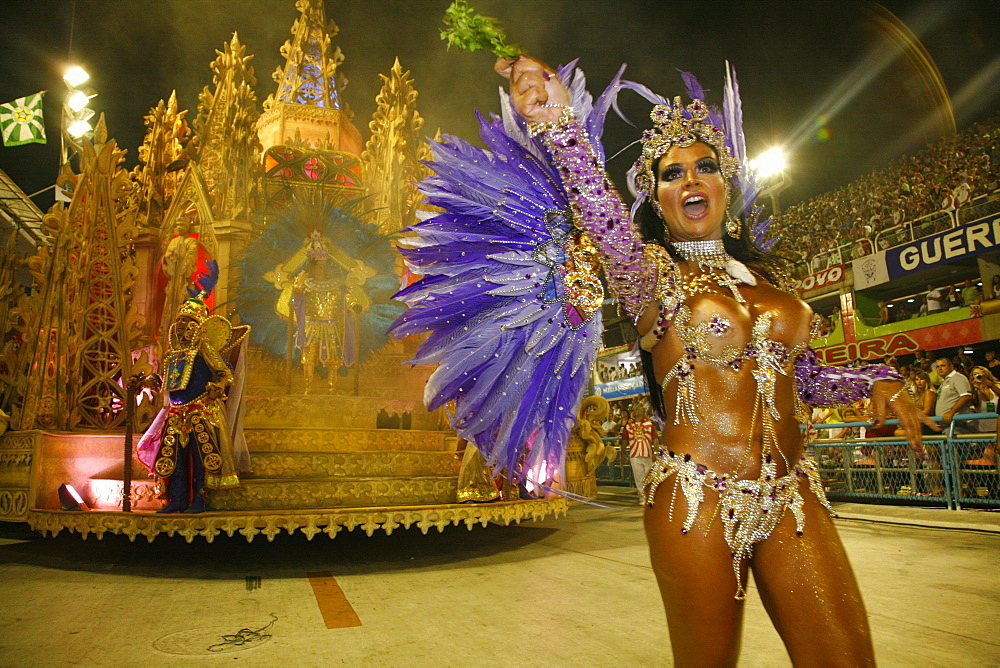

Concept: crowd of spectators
[[814, 348, 995, 430], [775, 114, 1000, 276], [597, 401, 632, 437], [811, 349, 997, 495], [597, 361, 641, 383]]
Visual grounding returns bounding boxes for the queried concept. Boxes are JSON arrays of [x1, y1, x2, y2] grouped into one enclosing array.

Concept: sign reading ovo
[[794, 265, 843, 294]]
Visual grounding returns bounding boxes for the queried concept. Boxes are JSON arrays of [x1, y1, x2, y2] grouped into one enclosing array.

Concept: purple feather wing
[[390, 87, 612, 483]]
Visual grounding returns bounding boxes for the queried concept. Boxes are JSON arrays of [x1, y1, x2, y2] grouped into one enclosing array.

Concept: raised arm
[[497, 56, 665, 322]]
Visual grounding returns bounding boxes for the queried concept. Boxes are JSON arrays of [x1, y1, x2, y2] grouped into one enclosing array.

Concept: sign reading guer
[[887, 213, 1000, 278]]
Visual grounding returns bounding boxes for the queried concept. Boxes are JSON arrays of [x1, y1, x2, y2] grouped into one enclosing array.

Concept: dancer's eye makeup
[[696, 157, 719, 173], [659, 157, 719, 182], [659, 165, 682, 182]]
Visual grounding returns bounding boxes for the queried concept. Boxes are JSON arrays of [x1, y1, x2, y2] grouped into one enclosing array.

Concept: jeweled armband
[[793, 347, 903, 407]]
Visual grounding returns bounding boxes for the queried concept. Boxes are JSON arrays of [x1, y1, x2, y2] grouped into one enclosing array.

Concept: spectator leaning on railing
[[911, 370, 938, 435], [935, 357, 976, 434], [961, 279, 983, 306], [971, 366, 998, 432]]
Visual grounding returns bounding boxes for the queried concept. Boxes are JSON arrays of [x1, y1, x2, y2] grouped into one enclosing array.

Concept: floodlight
[[752, 148, 786, 178], [67, 120, 93, 138], [67, 91, 90, 112], [58, 483, 89, 511], [64, 66, 90, 87]]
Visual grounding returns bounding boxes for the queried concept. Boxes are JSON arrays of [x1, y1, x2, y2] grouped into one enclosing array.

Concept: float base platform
[[25, 497, 569, 543]]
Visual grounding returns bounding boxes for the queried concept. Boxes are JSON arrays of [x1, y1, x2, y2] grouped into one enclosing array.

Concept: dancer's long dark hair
[[634, 155, 787, 422]]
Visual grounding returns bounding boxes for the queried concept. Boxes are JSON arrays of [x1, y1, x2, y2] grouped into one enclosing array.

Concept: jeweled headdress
[[176, 297, 209, 322], [175, 260, 220, 323], [632, 97, 739, 196], [624, 64, 776, 251]]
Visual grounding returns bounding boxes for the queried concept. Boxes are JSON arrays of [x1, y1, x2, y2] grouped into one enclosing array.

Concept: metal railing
[[957, 194, 1000, 225], [873, 210, 954, 254], [809, 248, 842, 273], [809, 413, 998, 509], [597, 414, 999, 509]]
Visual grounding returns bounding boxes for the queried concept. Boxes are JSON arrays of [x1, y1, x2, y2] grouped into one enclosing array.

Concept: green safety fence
[[595, 436, 633, 486]]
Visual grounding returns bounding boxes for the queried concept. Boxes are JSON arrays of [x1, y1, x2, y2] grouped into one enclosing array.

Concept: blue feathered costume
[[237, 197, 403, 387]]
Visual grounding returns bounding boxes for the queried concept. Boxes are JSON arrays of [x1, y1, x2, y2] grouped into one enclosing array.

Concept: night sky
[[0, 0, 997, 213]]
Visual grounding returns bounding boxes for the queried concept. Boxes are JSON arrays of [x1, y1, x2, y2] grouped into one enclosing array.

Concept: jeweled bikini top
[[661, 305, 816, 426]]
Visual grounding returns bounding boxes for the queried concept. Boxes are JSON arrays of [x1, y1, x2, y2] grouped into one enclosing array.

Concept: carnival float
[[0, 0, 570, 542]]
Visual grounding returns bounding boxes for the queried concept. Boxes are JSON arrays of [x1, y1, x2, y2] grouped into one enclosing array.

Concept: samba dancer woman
[[497, 56, 935, 667]]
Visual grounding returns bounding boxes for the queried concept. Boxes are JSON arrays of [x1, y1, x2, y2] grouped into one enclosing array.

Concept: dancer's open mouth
[[682, 194, 708, 218]]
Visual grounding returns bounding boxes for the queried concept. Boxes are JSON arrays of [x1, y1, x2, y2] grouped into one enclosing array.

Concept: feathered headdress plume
[[187, 260, 219, 299]]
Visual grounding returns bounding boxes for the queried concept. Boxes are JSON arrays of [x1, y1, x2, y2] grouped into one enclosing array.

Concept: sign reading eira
[[815, 316, 983, 365], [818, 334, 920, 365]]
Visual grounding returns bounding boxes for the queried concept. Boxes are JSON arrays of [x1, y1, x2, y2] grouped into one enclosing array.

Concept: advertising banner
[[593, 375, 649, 400], [885, 214, 1000, 279], [852, 251, 889, 290], [814, 317, 983, 365], [793, 264, 845, 295]]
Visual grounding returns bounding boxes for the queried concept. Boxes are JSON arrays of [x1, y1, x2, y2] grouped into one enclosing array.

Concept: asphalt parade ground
[[0, 490, 997, 667]]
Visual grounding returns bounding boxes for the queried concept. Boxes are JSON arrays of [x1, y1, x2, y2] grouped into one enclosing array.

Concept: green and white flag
[[0, 92, 46, 147]]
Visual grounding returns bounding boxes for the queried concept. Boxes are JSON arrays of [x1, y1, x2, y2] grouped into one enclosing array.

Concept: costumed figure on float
[[138, 262, 251, 513], [276, 228, 376, 394], [157, 211, 213, 347], [389, 6, 939, 660], [237, 198, 403, 394]]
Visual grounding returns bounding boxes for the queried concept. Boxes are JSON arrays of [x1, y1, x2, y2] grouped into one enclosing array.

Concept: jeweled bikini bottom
[[642, 451, 833, 599]]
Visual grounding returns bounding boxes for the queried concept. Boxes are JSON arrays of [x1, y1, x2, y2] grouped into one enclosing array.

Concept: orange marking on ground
[[307, 571, 362, 629]]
